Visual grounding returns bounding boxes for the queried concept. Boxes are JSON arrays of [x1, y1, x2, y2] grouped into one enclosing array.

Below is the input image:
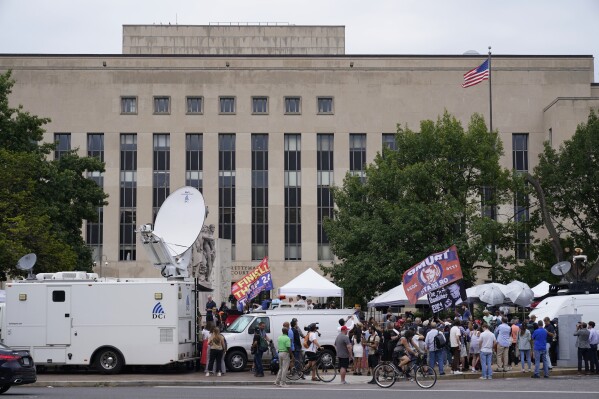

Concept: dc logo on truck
[[152, 302, 165, 319]]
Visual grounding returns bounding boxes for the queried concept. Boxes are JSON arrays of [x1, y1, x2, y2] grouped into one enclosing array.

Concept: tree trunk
[[523, 173, 563, 262]]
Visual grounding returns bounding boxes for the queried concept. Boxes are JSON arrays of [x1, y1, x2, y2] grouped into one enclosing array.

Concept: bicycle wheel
[[414, 365, 437, 389], [374, 363, 397, 388], [316, 360, 337, 382], [287, 358, 304, 381]]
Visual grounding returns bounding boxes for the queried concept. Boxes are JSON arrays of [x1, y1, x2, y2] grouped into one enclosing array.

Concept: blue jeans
[[254, 348, 265, 375], [520, 349, 531, 370], [534, 349, 549, 377], [480, 351, 493, 379], [428, 349, 444, 375]]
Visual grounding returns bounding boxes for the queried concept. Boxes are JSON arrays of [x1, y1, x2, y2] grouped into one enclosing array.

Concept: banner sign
[[428, 280, 467, 314], [402, 245, 463, 305], [231, 257, 272, 308]]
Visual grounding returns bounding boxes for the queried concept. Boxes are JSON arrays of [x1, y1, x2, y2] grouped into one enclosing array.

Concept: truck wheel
[[225, 349, 247, 372], [0, 385, 10, 394], [320, 349, 335, 367], [94, 348, 125, 374]]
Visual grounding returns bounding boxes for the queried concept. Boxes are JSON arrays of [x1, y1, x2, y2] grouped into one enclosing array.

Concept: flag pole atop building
[[488, 46, 493, 133], [462, 48, 493, 132]]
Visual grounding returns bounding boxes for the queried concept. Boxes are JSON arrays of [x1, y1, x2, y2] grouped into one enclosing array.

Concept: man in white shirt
[[479, 324, 496, 379], [450, 319, 462, 374]]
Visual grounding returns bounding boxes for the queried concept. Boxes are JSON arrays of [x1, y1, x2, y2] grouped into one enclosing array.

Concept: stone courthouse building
[[1, 25, 597, 288]]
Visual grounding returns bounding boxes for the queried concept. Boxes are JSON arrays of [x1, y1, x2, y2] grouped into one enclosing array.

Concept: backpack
[[303, 333, 311, 349], [259, 335, 269, 351], [434, 330, 446, 350]]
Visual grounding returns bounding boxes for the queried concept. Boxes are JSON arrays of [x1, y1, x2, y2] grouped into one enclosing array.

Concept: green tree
[[527, 110, 599, 282], [0, 71, 107, 278], [322, 112, 514, 305]]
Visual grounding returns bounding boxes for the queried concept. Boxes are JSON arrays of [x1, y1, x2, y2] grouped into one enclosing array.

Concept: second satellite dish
[[551, 261, 571, 276], [152, 186, 206, 257], [17, 253, 37, 271]]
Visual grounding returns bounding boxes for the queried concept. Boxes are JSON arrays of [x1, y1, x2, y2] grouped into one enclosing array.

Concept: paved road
[[11, 375, 599, 399]]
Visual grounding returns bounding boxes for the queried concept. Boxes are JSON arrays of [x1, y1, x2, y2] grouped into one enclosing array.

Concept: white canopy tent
[[278, 268, 344, 307], [367, 283, 428, 308]]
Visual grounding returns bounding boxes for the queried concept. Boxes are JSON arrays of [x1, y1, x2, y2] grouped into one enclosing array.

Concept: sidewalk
[[31, 367, 583, 387]]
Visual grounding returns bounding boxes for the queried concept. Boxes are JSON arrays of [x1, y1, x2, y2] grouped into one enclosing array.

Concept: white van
[[222, 309, 356, 372], [530, 293, 599, 322]]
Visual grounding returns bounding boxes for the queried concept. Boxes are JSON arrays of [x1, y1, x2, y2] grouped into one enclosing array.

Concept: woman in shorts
[[351, 325, 364, 375], [469, 324, 481, 372]]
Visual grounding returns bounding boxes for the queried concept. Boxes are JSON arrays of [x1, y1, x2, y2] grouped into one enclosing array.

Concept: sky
[[0, 0, 597, 81]]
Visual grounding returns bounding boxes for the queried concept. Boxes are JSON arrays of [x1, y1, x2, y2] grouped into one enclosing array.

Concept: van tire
[[94, 348, 125, 374], [225, 349, 247, 372], [320, 348, 335, 367]]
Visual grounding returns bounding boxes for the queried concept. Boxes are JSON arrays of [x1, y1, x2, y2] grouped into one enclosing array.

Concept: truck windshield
[[225, 315, 254, 333]]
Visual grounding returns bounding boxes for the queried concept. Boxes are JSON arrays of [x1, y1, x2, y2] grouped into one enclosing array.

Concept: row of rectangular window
[[120, 96, 334, 115]]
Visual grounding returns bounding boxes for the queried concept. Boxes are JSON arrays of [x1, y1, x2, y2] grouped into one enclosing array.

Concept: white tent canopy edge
[[278, 268, 344, 307]]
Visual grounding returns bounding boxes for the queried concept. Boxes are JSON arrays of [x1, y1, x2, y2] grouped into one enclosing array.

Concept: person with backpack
[[251, 322, 270, 377], [304, 323, 321, 381], [425, 321, 446, 375]]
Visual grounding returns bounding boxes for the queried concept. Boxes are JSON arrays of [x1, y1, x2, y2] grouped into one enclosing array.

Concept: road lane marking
[[154, 386, 599, 394]]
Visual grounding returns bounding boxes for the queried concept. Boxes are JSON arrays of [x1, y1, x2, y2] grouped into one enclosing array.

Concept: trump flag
[[231, 257, 273, 309], [402, 245, 463, 305]]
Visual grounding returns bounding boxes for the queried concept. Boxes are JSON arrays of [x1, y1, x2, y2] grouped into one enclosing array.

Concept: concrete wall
[[0, 53, 595, 287], [123, 25, 345, 55]]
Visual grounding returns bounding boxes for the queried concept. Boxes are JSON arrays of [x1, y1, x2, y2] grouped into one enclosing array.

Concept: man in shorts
[[335, 325, 353, 384]]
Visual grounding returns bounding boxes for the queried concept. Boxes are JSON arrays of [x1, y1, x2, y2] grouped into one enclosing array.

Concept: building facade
[[1, 25, 598, 289]]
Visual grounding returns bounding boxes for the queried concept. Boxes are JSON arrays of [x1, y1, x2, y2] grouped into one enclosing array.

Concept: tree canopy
[[322, 112, 515, 305], [530, 110, 599, 282], [0, 71, 107, 278]]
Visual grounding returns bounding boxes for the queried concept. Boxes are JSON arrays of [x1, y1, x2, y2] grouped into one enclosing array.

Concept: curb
[[30, 369, 583, 388]]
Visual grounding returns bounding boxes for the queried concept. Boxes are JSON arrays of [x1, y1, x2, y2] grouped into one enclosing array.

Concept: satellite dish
[[551, 261, 571, 276], [17, 253, 37, 271], [153, 186, 206, 257]]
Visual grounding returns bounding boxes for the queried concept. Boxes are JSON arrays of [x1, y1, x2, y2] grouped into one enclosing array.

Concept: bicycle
[[373, 353, 437, 389], [287, 349, 337, 382]]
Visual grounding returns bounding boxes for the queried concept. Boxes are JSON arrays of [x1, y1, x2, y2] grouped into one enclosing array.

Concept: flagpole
[[488, 46, 493, 133]]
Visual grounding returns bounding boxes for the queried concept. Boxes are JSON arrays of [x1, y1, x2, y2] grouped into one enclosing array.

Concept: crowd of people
[[362, 305, 599, 379], [200, 295, 599, 383]]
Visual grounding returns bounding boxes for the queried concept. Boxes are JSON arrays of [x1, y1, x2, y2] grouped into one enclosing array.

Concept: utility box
[[557, 314, 582, 368]]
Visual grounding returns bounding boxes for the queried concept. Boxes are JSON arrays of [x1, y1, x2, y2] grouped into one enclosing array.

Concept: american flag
[[462, 59, 489, 88]]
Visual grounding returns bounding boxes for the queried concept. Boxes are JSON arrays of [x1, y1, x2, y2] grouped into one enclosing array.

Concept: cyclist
[[395, 330, 420, 379], [305, 323, 322, 381]]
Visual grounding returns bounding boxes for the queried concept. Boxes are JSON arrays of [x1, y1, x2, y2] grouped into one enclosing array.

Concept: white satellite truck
[[3, 187, 209, 373]]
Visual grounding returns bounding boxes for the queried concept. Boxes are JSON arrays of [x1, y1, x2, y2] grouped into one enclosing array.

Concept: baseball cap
[[340, 326, 349, 331]]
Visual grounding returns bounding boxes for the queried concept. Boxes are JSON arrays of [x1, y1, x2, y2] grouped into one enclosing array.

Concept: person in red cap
[[335, 325, 353, 384]]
